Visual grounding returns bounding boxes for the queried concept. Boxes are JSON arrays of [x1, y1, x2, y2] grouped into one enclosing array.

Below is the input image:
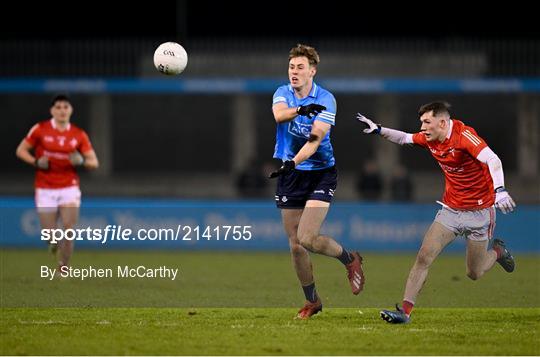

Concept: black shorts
[[275, 166, 337, 209]]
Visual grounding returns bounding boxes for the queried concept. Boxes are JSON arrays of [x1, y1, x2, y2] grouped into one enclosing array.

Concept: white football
[[153, 42, 188, 75]]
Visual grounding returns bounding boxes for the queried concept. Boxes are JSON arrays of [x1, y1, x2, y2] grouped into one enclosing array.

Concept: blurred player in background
[[356, 101, 516, 324], [269, 44, 365, 319], [16, 94, 99, 272]]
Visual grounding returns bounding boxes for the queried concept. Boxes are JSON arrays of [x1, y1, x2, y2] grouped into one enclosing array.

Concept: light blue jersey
[[272, 82, 336, 171]]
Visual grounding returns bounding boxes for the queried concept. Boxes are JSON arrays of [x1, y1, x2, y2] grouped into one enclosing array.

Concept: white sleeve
[[476, 146, 505, 189], [380, 127, 414, 145]]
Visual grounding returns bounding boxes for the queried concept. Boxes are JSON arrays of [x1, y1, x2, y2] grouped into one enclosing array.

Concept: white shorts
[[35, 186, 81, 213], [434, 206, 496, 241]]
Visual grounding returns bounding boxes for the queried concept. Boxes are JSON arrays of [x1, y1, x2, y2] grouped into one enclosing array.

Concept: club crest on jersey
[[70, 138, 78, 147]]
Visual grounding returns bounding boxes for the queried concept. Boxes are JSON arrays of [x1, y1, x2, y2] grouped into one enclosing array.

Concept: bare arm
[[292, 120, 331, 166], [272, 102, 298, 124], [82, 150, 99, 170], [15, 139, 37, 167]]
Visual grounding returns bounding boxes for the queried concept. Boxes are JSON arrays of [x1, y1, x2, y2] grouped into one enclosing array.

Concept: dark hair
[[51, 94, 71, 107], [288, 44, 320, 66], [418, 101, 451, 117]]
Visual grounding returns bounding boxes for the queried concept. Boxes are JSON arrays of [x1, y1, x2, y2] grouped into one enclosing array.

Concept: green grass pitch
[[1, 249, 539, 355]]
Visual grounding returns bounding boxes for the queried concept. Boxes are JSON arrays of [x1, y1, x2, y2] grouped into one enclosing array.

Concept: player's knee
[[415, 250, 435, 269], [298, 233, 316, 251], [289, 241, 305, 257], [466, 268, 484, 281]]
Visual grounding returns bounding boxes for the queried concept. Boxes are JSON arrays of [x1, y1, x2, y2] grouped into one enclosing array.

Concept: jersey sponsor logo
[[288, 122, 312, 139], [43, 150, 70, 160], [438, 162, 465, 173], [463, 129, 481, 146]]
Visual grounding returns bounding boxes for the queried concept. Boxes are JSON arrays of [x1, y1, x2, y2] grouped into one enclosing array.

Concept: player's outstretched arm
[[476, 147, 516, 214], [356, 113, 414, 145], [273, 102, 326, 124]]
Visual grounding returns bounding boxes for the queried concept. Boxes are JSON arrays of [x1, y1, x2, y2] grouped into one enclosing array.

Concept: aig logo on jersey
[[288, 122, 312, 139]]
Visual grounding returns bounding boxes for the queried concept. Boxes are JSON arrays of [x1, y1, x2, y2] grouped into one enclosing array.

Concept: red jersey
[[25, 119, 94, 189], [412, 119, 494, 210]]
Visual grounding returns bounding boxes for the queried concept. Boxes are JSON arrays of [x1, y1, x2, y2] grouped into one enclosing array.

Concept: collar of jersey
[[445, 119, 454, 140], [50, 118, 71, 131], [287, 82, 318, 98]]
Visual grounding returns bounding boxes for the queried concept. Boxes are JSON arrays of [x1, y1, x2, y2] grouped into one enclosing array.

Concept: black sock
[[302, 283, 319, 303], [337, 248, 353, 265]]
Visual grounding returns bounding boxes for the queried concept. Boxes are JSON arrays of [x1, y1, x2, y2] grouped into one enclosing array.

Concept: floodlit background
[[1, 2, 538, 253], [0, 2, 539, 355]]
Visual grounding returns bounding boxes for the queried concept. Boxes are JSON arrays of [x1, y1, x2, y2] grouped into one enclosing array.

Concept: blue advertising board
[[1, 198, 538, 252]]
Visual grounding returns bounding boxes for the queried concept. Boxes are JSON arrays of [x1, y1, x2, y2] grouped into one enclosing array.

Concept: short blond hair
[[288, 44, 320, 67]]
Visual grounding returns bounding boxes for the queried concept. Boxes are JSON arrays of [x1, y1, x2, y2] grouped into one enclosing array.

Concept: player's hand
[[356, 113, 381, 134], [495, 187, 516, 214], [69, 151, 85, 166], [297, 104, 326, 119], [268, 160, 295, 179], [35, 156, 49, 170]]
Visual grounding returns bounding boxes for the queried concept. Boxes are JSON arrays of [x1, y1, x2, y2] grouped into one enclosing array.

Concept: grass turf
[[2, 307, 539, 355], [1, 249, 539, 355]]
